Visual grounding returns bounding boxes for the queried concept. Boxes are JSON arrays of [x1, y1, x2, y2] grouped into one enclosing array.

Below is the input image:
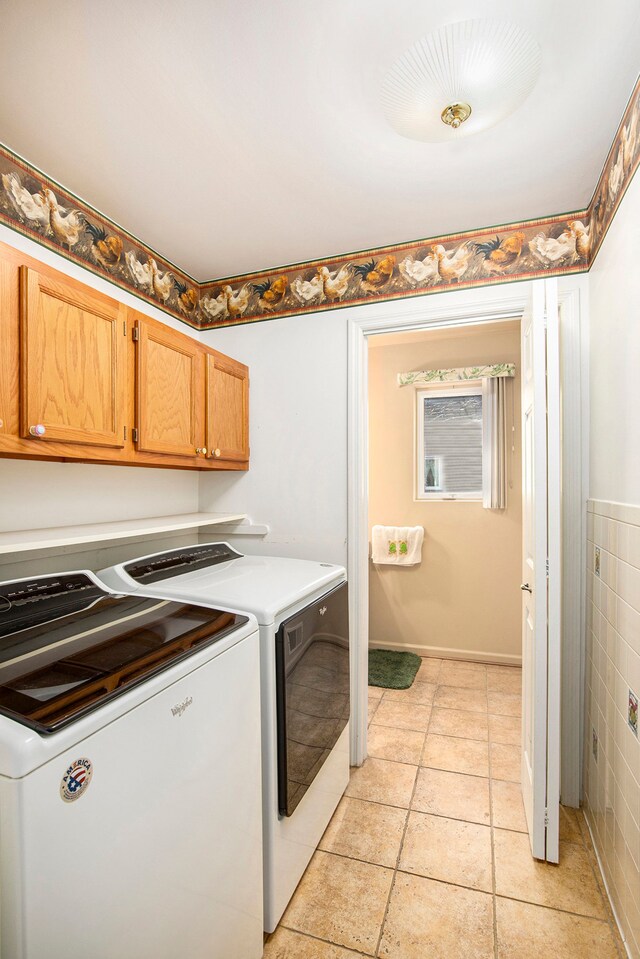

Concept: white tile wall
[[585, 499, 640, 958]]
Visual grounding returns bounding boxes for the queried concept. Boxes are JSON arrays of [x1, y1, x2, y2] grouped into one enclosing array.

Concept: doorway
[[367, 319, 522, 666], [346, 278, 587, 862]]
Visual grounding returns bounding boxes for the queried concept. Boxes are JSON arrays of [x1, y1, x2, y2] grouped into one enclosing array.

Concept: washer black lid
[[0, 574, 248, 734]]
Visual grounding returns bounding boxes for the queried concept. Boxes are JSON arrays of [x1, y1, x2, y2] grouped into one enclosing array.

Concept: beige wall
[[368, 321, 522, 664]]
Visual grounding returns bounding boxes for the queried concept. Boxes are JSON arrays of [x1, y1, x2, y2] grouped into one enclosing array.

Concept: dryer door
[[275, 582, 349, 817]]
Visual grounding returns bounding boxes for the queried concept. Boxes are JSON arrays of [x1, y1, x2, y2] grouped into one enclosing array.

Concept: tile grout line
[[376, 695, 519, 716], [578, 809, 629, 959], [282, 667, 431, 956], [488, 890, 623, 923], [307, 844, 618, 923], [367, 662, 514, 958], [425, 669, 498, 956], [279, 659, 623, 958], [368, 664, 619, 955], [371, 666, 442, 958], [371, 764, 417, 957], [487, 670, 500, 959], [307, 838, 623, 926], [372, 722, 520, 743], [278, 923, 376, 957], [344, 791, 551, 832]]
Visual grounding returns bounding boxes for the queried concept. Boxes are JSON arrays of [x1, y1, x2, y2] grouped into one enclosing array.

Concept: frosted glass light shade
[[381, 18, 542, 142]]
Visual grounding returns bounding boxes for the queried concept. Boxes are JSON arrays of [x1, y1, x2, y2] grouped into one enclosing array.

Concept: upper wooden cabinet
[[0, 240, 249, 471], [206, 351, 249, 463], [20, 267, 127, 448], [133, 318, 249, 467], [135, 318, 203, 460]]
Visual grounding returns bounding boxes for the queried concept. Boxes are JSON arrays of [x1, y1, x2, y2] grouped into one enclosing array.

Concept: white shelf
[[0, 512, 247, 555], [212, 522, 270, 537]]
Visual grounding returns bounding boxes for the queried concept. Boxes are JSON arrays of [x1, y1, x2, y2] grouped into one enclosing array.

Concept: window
[[416, 386, 483, 500]]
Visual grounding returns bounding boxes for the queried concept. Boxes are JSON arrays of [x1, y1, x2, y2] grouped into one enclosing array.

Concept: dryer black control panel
[[124, 543, 242, 584]]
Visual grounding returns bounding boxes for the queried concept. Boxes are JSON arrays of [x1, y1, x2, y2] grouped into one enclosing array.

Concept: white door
[[520, 278, 561, 863]]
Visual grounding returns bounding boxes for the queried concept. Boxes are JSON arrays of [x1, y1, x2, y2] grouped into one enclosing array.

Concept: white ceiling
[[1, 1, 638, 280]]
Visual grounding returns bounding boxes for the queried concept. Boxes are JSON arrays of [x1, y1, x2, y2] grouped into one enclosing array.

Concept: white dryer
[[99, 543, 350, 932], [0, 570, 263, 959]]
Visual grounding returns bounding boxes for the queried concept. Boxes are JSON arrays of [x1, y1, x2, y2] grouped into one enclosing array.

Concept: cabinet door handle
[[520, 583, 532, 593], [213, 448, 221, 458], [195, 447, 208, 456], [29, 424, 46, 437]]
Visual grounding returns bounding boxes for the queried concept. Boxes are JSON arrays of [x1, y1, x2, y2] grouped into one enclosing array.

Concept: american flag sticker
[[60, 758, 93, 803]]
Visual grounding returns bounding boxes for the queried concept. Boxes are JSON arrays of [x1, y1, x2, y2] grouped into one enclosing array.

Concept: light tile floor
[[263, 657, 625, 959]]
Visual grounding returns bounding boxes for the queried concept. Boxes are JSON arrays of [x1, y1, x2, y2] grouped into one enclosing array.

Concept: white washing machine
[[0, 570, 263, 959], [99, 543, 350, 932]]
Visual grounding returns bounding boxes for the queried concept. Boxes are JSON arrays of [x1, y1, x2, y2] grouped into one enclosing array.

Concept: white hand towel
[[395, 526, 424, 566], [372, 525, 399, 564], [371, 525, 424, 565]]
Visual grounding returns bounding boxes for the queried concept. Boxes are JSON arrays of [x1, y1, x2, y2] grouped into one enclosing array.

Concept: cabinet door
[[136, 319, 204, 458], [205, 351, 249, 463], [20, 267, 127, 448]]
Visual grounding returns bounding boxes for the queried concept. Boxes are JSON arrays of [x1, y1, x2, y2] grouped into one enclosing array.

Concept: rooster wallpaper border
[[198, 212, 590, 327], [0, 76, 638, 331], [587, 76, 640, 262], [0, 146, 202, 330]]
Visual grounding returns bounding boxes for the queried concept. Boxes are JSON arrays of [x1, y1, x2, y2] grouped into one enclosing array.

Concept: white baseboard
[[368, 640, 522, 667]]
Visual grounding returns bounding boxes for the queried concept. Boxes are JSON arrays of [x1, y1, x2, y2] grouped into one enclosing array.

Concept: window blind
[[422, 394, 483, 494]]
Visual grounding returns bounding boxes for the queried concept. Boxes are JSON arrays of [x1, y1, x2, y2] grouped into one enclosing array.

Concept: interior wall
[[589, 172, 640, 505], [0, 458, 198, 535], [198, 308, 349, 566], [198, 286, 530, 570], [367, 322, 522, 664], [584, 169, 640, 957], [0, 225, 200, 576]]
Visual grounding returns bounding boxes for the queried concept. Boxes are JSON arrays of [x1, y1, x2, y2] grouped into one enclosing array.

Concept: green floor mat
[[368, 648, 422, 689]]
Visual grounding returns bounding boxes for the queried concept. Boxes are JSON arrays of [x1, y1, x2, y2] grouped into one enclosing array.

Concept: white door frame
[[347, 281, 587, 781], [557, 275, 590, 807]]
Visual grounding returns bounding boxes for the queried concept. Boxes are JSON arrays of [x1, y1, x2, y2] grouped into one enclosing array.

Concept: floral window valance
[[397, 364, 515, 387]]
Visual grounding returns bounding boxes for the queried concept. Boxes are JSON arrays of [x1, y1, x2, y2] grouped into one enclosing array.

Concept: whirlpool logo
[[171, 696, 193, 718]]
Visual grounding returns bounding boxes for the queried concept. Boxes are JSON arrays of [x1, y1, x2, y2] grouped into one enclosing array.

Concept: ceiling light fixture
[[382, 19, 541, 143]]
